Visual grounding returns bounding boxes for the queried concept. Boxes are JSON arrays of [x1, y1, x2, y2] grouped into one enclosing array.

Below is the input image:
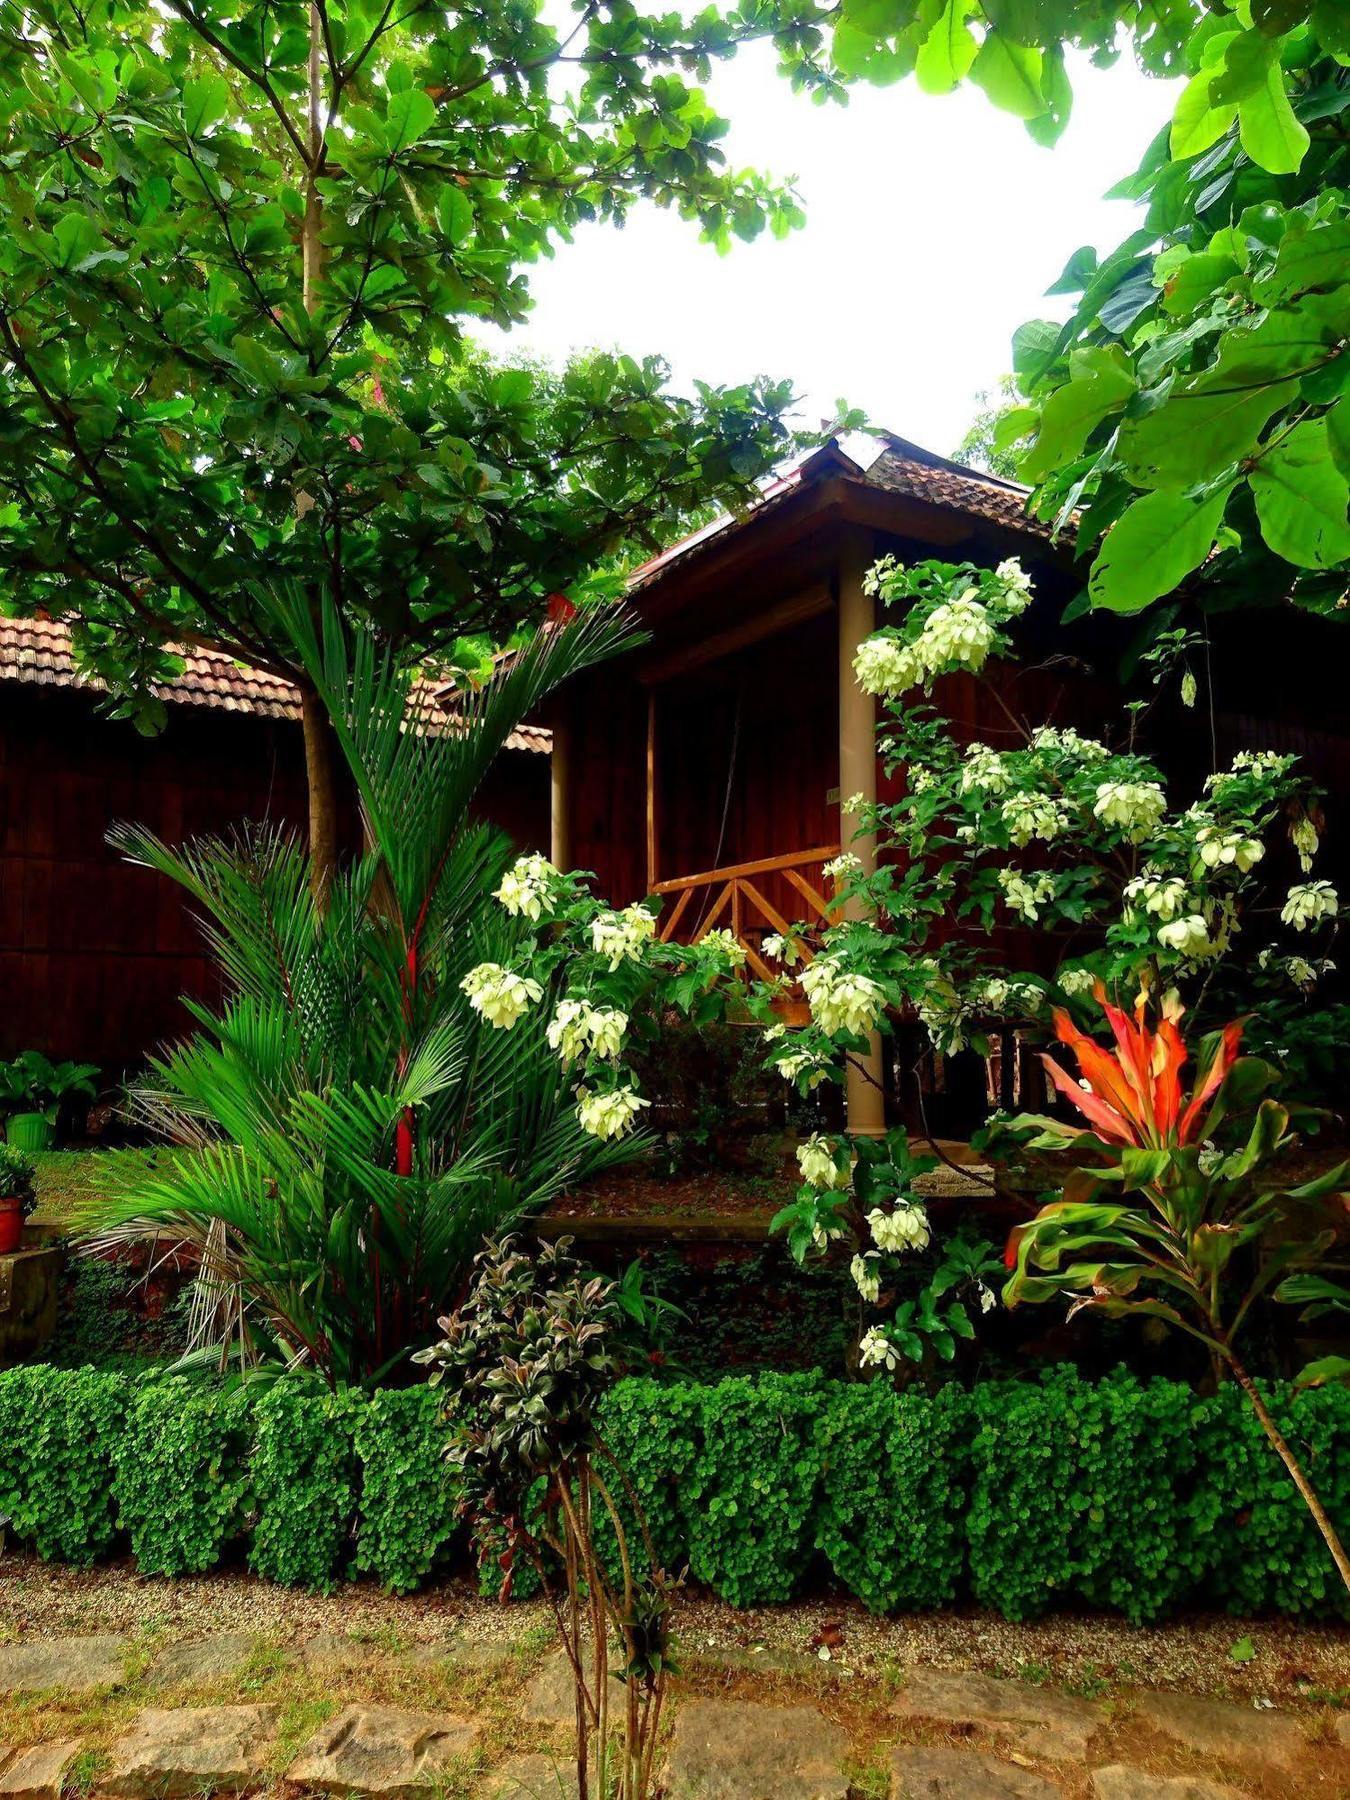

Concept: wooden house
[[548, 434, 1350, 1135], [0, 619, 550, 1071]]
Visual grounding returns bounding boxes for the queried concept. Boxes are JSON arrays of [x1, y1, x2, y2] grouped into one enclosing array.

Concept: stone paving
[[0, 1632, 1344, 1797]]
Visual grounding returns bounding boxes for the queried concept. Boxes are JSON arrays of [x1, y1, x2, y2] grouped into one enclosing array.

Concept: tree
[[828, 1, 1348, 623], [952, 374, 1024, 480], [0, 0, 839, 880]]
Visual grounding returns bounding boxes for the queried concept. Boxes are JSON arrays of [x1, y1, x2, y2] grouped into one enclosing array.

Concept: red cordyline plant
[[999, 983, 1350, 1598]]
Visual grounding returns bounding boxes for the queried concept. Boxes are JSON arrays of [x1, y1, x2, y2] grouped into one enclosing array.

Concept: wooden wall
[[0, 687, 549, 1076]]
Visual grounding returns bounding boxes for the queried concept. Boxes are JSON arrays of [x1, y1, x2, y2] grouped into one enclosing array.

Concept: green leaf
[[915, 0, 978, 94], [1170, 71, 1237, 161], [1118, 375, 1296, 488], [183, 72, 229, 138], [1327, 396, 1350, 481], [1020, 359, 1135, 482], [437, 185, 474, 245], [1225, 37, 1310, 174], [385, 89, 436, 154], [1089, 485, 1234, 614], [1012, 318, 1061, 386], [970, 32, 1045, 120], [1250, 418, 1350, 570], [1229, 1634, 1256, 1664], [1294, 1354, 1350, 1388]]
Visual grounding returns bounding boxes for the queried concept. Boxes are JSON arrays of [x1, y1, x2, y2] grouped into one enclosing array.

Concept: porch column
[[837, 537, 886, 1139], [550, 709, 571, 869]]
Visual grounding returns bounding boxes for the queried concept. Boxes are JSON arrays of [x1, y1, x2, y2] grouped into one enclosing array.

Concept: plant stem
[[1228, 1348, 1350, 1599]]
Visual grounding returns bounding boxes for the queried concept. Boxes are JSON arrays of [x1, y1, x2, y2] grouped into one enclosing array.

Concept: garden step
[[1131, 1691, 1310, 1772], [1090, 1766, 1252, 1799], [485, 1752, 573, 1797], [522, 1649, 587, 1725], [285, 1704, 480, 1796], [662, 1698, 849, 1799], [889, 1744, 1064, 1797], [0, 1741, 81, 1800], [0, 1635, 125, 1694], [147, 1635, 262, 1689], [889, 1667, 1104, 1761], [103, 1705, 279, 1797]]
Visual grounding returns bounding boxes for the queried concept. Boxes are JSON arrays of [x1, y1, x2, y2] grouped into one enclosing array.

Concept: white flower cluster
[[852, 587, 999, 699], [1093, 780, 1167, 840], [851, 1252, 882, 1304], [993, 558, 1034, 608], [1282, 881, 1339, 931], [1157, 914, 1215, 959], [797, 1132, 850, 1191], [776, 1048, 831, 1089], [1057, 966, 1097, 997], [858, 1327, 901, 1372], [970, 977, 1043, 1017], [1123, 873, 1189, 922], [698, 927, 748, 968], [590, 904, 657, 970], [493, 852, 561, 921], [1031, 725, 1109, 761], [546, 998, 628, 1064], [801, 957, 886, 1037], [915, 963, 965, 1052], [1195, 825, 1264, 872], [461, 962, 543, 1029], [868, 1201, 931, 1253], [1291, 816, 1319, 872], [761, 931, 803, 968], [575, 1084, 650, 1141], [998, 869, 1056, 922], [823, 851, 863, 881], [1001, 791, 1066, 847], [961, 743, 1014, 794]]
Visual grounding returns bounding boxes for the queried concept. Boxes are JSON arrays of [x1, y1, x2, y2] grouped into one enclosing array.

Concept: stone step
[[889, 1744, 1064, 1797], [889, 1666, 1105, 1761], [286, 1705, 481, 1797], [662, 1698, 850, 1800]]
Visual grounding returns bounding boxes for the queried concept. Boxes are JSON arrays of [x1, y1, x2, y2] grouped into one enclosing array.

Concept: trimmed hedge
[[0, 1364, 1345, 1620]]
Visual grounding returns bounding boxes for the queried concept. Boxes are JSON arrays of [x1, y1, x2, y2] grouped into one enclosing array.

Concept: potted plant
[[0, 1144, 37, 1254], [0, 1052, 98, 1151]]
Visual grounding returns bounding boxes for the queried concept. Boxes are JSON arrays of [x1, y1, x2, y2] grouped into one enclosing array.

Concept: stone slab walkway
[[0, 1632, 1343, 1797]]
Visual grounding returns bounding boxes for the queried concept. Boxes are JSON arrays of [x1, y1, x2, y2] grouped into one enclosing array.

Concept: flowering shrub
[[463, 860, 746, 1148], [753, 554, 1338, 1372]]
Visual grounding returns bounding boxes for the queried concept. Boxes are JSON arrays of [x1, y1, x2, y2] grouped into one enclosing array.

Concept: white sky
[[477, 47, 1180, 458]]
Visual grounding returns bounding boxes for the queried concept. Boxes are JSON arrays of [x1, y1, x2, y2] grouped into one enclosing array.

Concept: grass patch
[[30, 1149, 160, 1233]]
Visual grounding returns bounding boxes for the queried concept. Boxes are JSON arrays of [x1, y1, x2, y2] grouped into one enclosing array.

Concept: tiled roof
[[0, 616, 552, 753], [626, 434, 1054, 595]]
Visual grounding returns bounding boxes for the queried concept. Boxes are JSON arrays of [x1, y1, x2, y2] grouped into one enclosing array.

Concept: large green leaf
[[1250, 417, 1350, 569], [1019, 354, 1135, 482], [915, 0, 978, 93], [1118, 375, 1297, 488], [1089, 484, 1233, 614], [970, 32, 1045, 119]]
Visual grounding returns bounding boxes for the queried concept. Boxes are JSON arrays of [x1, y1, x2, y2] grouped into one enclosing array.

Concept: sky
[[476, 47, 1180, 460]]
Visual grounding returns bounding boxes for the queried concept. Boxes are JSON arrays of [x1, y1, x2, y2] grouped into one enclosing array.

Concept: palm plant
[[999, 985, 1350, 1596], [80, 588, 640, 1385]]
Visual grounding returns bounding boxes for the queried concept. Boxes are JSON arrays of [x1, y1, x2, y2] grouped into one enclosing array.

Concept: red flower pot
[[0, 1195, 23, 1254]]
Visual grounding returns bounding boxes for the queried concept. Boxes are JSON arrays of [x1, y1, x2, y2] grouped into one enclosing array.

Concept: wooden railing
[[651, 845, 841, 983]]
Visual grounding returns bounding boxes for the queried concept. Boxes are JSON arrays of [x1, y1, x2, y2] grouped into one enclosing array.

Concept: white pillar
[[838, 537, 886, 1139], [550, 710, 571, 869]]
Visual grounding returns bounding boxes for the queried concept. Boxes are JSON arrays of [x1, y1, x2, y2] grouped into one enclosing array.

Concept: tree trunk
[[301, 681, 339, 904], [302, 5, 325, 312], [1228, 1349, 1350, 1599]]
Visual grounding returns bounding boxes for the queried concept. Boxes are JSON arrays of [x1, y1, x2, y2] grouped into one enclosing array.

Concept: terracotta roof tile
[[0, 616, 551, 754], [861, 442, 1052, 538]]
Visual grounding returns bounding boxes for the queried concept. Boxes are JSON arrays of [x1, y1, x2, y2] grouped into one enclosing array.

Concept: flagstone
[[103, 1705, 278, 1797], [0, 1740, 82, 1800], [1131, 1691, 1309, 1772], [286, 1704, 479, 1796], [1090, 1764, 1252, 1799], [484, 1752, 574, 1798], [889, 1744, 1064, 1797], [147, 1635, 262, 1689], [0, 1635, 125, 1695], [662, 1699, 849, 1800], [890, 1668, 1104, 1761]]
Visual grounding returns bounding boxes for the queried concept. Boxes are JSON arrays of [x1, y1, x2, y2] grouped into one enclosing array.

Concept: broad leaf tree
[[0, 0, 836, 877], [828, 1, 1348, 621]]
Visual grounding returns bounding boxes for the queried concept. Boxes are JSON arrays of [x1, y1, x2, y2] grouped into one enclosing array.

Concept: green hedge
[[0, 1364, 1345, 1621]]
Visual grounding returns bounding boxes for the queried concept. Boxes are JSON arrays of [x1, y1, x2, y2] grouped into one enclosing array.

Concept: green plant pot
[[6, 1113, 53, 1152]]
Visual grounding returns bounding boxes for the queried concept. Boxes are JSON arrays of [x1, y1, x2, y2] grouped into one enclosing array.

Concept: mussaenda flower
[[851, 1253, 882, 1304], [1123, 874, 1189, 922], [961, 743, 1013, 794], [823, 851, 863, 881], [761, 931, 803, 968], [1291, 816, 1319, 873], [1000, 792, 1065, 847], [994, 557, 1034, 608], [461, 963, 543, 1029], [493, 852, 560, 920], [1093, 780, 1166, 840], [1282, 881, 1338, 931], [797, 1133, 850, 1191], [575, 1084, 651, 1141], [868, 1202, 931, 1254], [998, 869, 1056, 922], [698, 926, 747, 968], [1057, 966, 1097, 997], [590, 904, 657, 970], [854, 634, 919, 697], [546, 999, 628, 1064], [858, 1327, 901, 1372], [1157, 914, 1213, 958], [1194, 826, 1263, 872], [916, 594, 994, 674]]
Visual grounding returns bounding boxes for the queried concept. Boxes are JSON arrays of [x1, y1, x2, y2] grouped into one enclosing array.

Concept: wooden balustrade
[[650, 845, 842, 982]]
